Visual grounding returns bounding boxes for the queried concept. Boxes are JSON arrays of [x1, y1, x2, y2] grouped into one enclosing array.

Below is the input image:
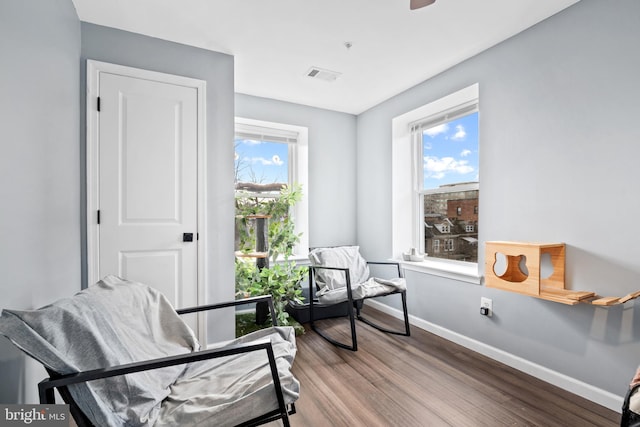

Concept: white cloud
[[452, 124, 466, 141], [423, 123, 449, 138], [248, 156, 272, 165], [460, 149, 471, 157], [424, 156, 474, 179], [246, 155, 284, 166]]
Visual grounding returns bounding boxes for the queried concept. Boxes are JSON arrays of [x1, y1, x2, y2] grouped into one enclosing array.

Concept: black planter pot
[[285, 300, 352, 324]]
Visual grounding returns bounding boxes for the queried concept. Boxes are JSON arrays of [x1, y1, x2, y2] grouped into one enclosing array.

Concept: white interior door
[[87, 61, 206, 337]]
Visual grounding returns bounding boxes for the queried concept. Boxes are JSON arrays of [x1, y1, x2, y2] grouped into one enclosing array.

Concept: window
[[444, 239, 455, 252], [234, 118, 309, 258], [412, 90, 479, 263], [392, 84, 480, 283], [436, 224, 450, 234]]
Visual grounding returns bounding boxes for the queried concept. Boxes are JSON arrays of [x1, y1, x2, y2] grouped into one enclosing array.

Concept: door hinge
[[97, 97, 101, 112], [97, 210, 101, 225]]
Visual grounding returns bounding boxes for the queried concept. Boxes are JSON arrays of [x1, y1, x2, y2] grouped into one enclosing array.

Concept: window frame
[[391, 84, 481, 284], [234, 117, 309, 260]]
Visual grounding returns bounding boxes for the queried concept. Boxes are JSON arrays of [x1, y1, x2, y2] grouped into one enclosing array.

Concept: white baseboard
[[365, 300, 623, 413]]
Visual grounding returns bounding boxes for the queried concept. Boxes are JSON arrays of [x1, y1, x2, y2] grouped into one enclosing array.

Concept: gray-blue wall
[[235, 94, 357, 247], [80, 23, 236, 343], [0, 3, 236, 403], [357, 0, 640, 406], [0, 0, 81, 404]]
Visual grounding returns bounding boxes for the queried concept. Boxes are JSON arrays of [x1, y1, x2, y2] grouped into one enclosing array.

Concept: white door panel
[[98, 72, 199, 331]]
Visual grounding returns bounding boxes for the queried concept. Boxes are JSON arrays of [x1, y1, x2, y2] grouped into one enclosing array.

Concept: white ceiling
[[71, 0, 580, 115]]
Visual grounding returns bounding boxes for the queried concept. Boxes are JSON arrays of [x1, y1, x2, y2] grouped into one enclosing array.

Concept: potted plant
[[235, 184, 307, 333]]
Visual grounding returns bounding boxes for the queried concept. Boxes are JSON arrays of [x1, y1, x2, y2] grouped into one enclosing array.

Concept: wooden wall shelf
[[485, 241, 573, 303], [485, 241, 639, 306]]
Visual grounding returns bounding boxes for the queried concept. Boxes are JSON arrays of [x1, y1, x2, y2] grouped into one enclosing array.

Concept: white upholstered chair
[[308, 246, 410, 351]]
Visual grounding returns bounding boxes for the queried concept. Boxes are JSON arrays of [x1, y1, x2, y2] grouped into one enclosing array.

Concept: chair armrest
[[176, 295, 277, 326], [365, 261, 403, 278], [309, 265, 349, 273], [176, 294, 275, 314], [39, 339, 282, 404]]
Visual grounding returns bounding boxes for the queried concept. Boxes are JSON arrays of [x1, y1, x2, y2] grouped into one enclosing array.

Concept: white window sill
[[393, 257, 481, 284]]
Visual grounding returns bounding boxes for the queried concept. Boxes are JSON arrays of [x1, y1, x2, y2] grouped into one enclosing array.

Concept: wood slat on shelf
[[591, 297, 621, 306], [539, 287, 596, 305], [537, 292, 581, 305], [619, 290, 640, 303]]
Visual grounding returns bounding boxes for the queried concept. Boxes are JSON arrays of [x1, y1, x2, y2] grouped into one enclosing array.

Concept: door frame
[[86, 60, 207, 333]]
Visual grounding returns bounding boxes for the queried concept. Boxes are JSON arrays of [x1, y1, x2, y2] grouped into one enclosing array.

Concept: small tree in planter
[[235, 184, 307, 332]]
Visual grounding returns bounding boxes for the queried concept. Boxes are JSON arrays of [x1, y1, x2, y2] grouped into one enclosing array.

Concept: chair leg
[[281, 413, 291, 427], [310, 301, 358, 351], [356, 290, 411, 337], [401, 290, 411, 336], [309, 270, 358, 351]]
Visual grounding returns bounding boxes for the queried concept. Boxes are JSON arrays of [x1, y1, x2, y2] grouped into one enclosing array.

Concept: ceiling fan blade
[[410, 0, 436, 10]]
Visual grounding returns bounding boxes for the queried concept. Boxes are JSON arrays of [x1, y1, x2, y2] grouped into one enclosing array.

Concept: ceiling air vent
[[306, 67, 341, 82]]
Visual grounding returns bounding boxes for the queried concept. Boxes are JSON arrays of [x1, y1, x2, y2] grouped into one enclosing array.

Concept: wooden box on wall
[[485, 241, 565, 296]]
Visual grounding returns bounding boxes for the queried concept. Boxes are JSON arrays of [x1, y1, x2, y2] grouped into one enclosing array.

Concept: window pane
[[422, 112, 478, 189], [234, 138, 289, 186], [422, 111, 479, 263]]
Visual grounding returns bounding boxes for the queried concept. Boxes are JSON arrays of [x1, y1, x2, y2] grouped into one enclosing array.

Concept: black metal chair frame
[[308, 261, 410, 351], [38, 295, 297, 427]]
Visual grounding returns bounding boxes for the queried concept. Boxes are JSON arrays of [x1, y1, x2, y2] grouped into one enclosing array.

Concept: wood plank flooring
[[277, 306, 620, 427]]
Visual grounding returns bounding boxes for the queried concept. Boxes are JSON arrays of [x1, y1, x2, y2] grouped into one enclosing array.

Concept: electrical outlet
[[480, 297, 493, 317]]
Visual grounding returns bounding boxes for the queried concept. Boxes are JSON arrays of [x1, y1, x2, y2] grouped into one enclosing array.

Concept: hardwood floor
[[278, 306, 620, 427]]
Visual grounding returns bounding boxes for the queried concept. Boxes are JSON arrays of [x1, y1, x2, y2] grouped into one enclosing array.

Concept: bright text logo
[[1, 405, 68, 426]]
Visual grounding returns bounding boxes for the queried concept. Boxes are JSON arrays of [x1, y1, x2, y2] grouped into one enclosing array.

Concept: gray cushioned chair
[[0, 276, 299, 427], [308, 246, 410, 351]]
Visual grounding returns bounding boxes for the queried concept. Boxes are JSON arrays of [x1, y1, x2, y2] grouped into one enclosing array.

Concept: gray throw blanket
[[0, 276, 299, 426]]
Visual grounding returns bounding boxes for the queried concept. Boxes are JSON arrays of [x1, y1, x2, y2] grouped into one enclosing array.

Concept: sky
[[422, 112, 479, 189], [234, 112, 478, 188], [234, 139, 289, 184]]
